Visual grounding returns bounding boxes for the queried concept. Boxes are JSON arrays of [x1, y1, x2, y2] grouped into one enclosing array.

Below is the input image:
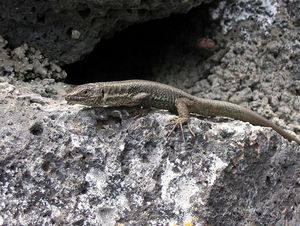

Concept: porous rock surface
[[0, 76, 299, 225], [1, 0, 300, 225], [0, 0, 209, 64], [155, 0, 300, 136], [0, 36, 66, 82]]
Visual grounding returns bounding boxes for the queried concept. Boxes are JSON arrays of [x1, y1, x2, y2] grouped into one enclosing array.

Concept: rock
[[0, 0, 209, 65], [0, 0, 300, 225], [0, 77, 299, 225], [0, 37, 66, 81]]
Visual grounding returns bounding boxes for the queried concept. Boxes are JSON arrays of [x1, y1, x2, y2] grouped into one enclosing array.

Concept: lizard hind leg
[[166, 98, 196, 140], [166, 116, 195, 142]]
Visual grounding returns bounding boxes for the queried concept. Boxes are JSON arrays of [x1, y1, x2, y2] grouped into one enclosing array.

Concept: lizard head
[[65, 83, 105, 106]]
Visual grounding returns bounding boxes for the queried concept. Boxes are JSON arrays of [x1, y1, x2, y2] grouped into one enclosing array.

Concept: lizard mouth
[[65, 95, 94, 103], [65, 95, 82, 102], [65, 95, 100, 106]]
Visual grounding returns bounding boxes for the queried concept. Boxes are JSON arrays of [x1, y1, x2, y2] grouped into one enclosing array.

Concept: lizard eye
[[82, 90, 89, 95]]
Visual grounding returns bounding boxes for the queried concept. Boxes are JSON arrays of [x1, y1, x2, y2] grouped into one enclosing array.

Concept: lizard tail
[[239, 107, 300, 145], [196, 99, 300, 145], [224, 104, 300, 145]]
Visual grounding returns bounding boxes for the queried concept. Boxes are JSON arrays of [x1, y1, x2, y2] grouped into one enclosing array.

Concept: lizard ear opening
[[100, 89, 105, 97]]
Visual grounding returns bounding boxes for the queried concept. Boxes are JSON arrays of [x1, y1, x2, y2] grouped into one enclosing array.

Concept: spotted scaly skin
[[65, 80, 300, 145]]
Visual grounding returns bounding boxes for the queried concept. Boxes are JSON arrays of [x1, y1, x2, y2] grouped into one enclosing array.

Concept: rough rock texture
[[0, 36, 66, 82], [0, 0, 209, 64], [0, 0, 300, 225], [0, 77, 299, 225], [154, 0, 300, 136]]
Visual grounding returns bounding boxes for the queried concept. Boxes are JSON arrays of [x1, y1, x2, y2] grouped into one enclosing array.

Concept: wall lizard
[[65, 80, 300, 145]]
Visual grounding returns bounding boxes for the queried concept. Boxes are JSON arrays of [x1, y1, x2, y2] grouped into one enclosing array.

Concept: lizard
[[65, 79, 300, 145]]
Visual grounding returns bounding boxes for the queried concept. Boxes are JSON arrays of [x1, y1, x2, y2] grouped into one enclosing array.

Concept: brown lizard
[[65, 80, 300, 145]]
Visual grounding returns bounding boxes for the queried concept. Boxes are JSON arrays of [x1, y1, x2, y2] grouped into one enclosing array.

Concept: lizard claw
[[187, 123, 195, 137], [166, 117, 195, 142]]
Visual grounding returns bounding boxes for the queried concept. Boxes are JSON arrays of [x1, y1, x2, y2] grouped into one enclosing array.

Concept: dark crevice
[[63, 3, 218, 84], [77, 7, 91, 19], [29, 121, 44, 135], [36, 13, 45, 23]]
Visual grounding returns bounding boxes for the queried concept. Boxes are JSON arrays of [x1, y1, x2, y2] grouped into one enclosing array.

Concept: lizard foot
[[166, 117, 195, 142]]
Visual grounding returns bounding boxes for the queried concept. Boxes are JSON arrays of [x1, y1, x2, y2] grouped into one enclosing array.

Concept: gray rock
[[229, 87, 253, 104], [0, 77, 299, 225], [0, 0, 208, 65], [0, 38, 66, 81], [0, 0, 300, 225]]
